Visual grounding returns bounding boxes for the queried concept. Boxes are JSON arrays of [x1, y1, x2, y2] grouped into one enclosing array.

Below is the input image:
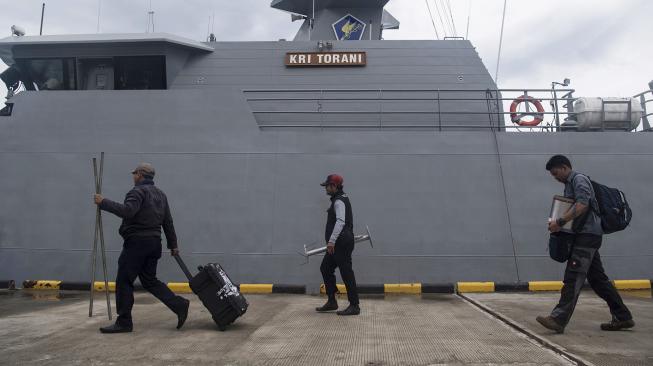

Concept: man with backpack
[[537, 155, 634, 333]]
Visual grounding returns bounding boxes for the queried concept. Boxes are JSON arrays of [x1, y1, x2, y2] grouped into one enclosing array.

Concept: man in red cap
[[316, 174, 360, 316]]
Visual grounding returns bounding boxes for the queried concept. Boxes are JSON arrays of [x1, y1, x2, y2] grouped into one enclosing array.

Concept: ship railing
[[633, 88, 653, 131], [244, 88, 586, 132]]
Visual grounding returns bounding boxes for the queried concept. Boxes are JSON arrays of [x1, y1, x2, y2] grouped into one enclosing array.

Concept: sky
[[0, 0, 652, 100]]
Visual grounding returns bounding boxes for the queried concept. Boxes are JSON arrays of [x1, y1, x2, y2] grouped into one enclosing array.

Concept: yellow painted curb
[[93, 281, 116, 292], [240, 284, 273, 294], [167, 282, 192, 293], [614, 280, 651, 290], [33, 280, 62, 290], [457, 282, 495, 293], [384, 283, 422, 294], [320, 284, 348, 294], [529, 281, 563, 291]]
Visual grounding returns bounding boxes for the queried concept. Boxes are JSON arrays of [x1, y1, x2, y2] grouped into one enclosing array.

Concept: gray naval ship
[[0, 0, 651, 288]]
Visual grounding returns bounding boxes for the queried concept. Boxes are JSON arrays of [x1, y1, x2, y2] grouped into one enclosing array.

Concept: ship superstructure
[[0, 0, 651, 287]]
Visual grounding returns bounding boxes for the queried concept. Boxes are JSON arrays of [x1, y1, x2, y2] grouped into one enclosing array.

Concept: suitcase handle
[[173, 254, 194, 281]]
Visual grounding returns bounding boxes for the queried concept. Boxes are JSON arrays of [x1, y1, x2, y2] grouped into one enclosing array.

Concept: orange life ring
[[510, 96, 545, 126]]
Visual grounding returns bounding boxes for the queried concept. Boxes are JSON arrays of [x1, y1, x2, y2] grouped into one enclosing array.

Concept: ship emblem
[[332, 14, 366, 41]]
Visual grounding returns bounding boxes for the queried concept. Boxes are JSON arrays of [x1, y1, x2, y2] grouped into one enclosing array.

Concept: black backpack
[[571, 174, 632, 234], [590, 180, 632, 234]]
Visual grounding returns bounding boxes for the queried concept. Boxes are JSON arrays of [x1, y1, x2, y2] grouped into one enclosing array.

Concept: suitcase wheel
[[218, 324, 227, 331]]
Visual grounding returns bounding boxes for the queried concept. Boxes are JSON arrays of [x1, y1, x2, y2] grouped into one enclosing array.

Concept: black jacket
[[99, 179, 178, 249]]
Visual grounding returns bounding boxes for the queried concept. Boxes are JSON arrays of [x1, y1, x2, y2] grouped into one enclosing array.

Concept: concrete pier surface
[[0, 290, 650, 365], [465, 291, 653, 366]]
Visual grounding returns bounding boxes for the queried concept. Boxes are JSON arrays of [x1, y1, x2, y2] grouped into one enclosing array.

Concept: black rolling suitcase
[[174, 254, 248, 331]]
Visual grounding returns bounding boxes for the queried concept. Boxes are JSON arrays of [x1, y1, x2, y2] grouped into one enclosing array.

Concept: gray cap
[[131, 162, 155, 177]]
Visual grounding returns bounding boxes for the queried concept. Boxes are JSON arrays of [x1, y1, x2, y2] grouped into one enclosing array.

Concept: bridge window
[[115, 56, 166, 90], [12, 56, 166, 91], [17, 58, 76, 91], [78, 58, 114, 90]]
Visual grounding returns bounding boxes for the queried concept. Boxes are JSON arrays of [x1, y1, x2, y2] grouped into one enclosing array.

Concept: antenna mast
[[309, 0, 315, 40], [146, 0, 155, 33], [206, 13, 216, 42], [206, 15, 211, 40], [39, 3, 45, 35], [465, 0, 471, 39], [96, 0, 101, 33]]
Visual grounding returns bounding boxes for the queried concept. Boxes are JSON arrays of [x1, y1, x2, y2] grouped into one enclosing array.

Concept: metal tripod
[[89, 152, 112, 319]]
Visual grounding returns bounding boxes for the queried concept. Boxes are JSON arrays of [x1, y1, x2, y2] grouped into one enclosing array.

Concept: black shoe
[[100, 323, 133, 334], [336, 304, 360, 316], [176, 298, 190, 330], [601, 318, 635, 331], [315, 300, 338, 312], [536, 315, 564, 334]]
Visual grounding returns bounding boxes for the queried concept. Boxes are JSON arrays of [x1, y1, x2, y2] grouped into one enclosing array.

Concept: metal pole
[[39, 3, 45, 35], [523, 90, 531, 126], [494, 89, 502, 130], [552, 84, 561, 129], [485, 89, 496, 128], [640, 94, 651, 131], [89, 158, 99, 317], [98, 152, 112, 320], [89, 153, 112, 320], [302, 226, 374, 258]]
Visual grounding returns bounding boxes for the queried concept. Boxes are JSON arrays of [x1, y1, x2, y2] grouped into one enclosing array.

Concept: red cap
[[320, 174, 344, 187]]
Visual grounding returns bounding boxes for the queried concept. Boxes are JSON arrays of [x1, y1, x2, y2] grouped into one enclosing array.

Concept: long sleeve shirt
[[328, 200, 346, 243]]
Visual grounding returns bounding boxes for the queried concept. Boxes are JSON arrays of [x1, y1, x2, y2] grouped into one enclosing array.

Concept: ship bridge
[[0, 33, 212, 93]]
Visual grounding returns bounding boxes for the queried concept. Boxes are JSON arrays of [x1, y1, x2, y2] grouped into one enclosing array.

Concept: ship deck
[[1, 290, 651, 365]]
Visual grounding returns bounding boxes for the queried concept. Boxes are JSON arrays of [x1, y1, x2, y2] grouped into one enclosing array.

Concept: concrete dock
[[0, 289, 650, 365]]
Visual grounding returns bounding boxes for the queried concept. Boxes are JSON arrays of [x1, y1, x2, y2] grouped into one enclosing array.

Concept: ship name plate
[[285, 52, 366, 67]]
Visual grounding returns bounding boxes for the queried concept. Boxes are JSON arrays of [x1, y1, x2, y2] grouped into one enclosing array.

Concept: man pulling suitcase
[[94, 163, 189, 333]]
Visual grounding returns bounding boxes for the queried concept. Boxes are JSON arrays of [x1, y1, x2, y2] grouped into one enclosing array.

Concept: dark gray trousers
[[550, 234, 632, 326], [115, 237, 186, 327], [320, 240, 359, 306]]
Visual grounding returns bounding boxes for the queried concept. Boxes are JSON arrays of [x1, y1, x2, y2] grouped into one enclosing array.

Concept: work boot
[[315, 299, 338, 312], [100, 323, 133, 334], [336, 304, 360, 316], [176, 298, 190, 330], [536, 315, 564, 334], [601, 318, 635, 331]]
